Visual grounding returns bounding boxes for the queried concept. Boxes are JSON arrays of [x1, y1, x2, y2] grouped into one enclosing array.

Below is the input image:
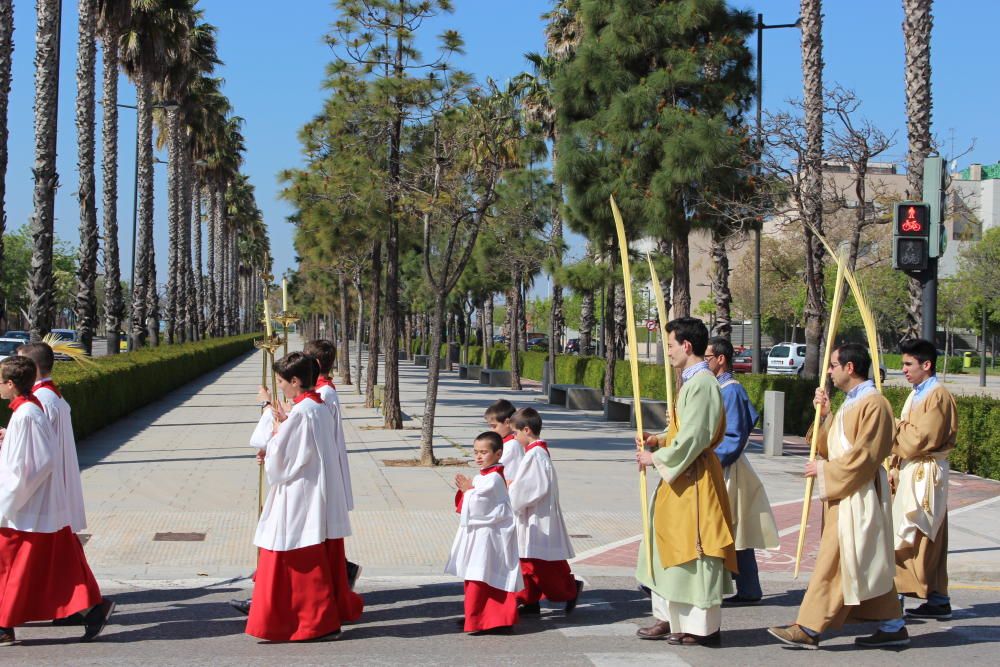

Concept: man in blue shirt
[[706, 337, 778, 605]]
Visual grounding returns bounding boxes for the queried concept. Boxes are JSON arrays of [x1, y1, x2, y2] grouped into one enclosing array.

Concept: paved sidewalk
[[10, 339, 999, 664]]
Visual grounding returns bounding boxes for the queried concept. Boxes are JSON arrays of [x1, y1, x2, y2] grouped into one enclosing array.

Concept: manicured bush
[[0, 333, 258, 441], [882, 353, 964, 375]]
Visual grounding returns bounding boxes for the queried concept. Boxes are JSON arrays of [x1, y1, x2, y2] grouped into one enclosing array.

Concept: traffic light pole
[[922, 258, 937, 345]]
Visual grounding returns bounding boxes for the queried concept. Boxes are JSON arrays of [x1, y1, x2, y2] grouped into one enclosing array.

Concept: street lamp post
[[753, 13, 801, 374]]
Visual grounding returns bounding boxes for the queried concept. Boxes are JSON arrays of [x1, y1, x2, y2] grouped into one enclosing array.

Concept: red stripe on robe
[[516, 558, 578, 605], [0, 526, 102, 626], [246, 538, 363, 641], [463, 580, 518, 632]]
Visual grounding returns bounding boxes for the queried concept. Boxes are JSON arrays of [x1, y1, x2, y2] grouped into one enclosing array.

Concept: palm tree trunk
[[180, 152, 193, 341], [28, 0, 62, 341], [193, 182, 204, 337], [165, 106, 181, 344], [72, 0, 98, 354], [130, 68, 152, 348], [602, 278, 617, 398], [710, 228, 732, 338], [100, 36, 123, 354], [902, 0, 933, 339], [800, 0, 825, 379], [0, 1, 14, 333], [213, 191, 224, 335], [205, 186, 216, 335]]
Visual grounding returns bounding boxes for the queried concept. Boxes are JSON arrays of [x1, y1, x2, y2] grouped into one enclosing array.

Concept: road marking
[[570, 534, 641, 563], [950, 583, 1000, 591], [951, 494, 1000, 515]]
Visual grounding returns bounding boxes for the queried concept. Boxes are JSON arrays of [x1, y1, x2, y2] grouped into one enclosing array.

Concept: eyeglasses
[[704, 354, 717, 360]]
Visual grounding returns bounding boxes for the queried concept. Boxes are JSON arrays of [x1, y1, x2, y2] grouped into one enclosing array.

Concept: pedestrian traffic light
[[923, 156, 947, 258], [892, 201, 930, 272]]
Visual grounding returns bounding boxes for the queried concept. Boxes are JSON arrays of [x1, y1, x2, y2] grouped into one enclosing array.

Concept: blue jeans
[[734, 548, 762, 600]]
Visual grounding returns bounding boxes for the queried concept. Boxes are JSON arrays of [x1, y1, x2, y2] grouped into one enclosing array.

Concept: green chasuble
[[635, 369, 736, 608]]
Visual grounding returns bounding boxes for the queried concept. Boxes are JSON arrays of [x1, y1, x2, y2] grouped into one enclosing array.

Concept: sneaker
[[906, 602, 952, 620], [767, 624, 819, 650], [81, 599, 116, 642], [517, 602, 541, 615], [0, 627, 14, 647], [346, 562, 362, 591], [855, 627, 910, 648], [229, 599, 252, 616], [565, 579, 585, 615]]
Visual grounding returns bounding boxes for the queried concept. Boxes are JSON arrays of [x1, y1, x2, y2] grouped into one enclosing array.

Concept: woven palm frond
[[42, 333, 97, 368]]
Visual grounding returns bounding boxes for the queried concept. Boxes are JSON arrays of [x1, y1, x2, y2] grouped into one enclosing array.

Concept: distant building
[[942, 162, 1000, 276]]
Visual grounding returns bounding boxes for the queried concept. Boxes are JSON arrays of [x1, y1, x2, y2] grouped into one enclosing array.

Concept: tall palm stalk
[[902, 0, 933, 338], [74, 0, 99, 353], [0, 0, 13, 332]]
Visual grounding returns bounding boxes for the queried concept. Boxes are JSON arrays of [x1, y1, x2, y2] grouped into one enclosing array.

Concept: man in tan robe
[[769, 343, 904, 650]]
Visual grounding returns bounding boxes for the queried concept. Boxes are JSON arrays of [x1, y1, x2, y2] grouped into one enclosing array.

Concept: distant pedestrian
[[446, 431, 523, 634], [244, 352, 362, 642], [508, 407, 583, 616], [484, 399, 523, 482], [0, 355, 114, 646]]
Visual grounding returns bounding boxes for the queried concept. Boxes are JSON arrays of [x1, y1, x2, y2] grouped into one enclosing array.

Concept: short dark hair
[[511, 407, 543, 436], [16, 342, 54, 376], [304, 339, 336, 375], [484, 399, 516, 422], [1, 356, 38, 396], [667, 317, 709, 356], [707, 336, 734, 370], [899, 338, 937, 374], [474, 431, 504, 453], [273, 352, 318, 389], [834, 343, 872, 380]]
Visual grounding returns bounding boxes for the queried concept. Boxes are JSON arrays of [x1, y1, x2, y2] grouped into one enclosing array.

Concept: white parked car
[[767, 342, 807, 375], [0, 337, 23, 361]]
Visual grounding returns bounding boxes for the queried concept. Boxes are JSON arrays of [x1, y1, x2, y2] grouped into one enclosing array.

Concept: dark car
[[526, 336, 548, 351], [3, 330, 29, 343], [732, 349, 753, 373], [565, 338, 580, 354]]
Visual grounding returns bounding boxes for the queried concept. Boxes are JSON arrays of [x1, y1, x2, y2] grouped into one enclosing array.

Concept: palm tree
[[0, 0, 13, 332], [902, 0, 933, 338], [800, 0, 825, 380], [75, 0, 100, 354], [96, 0, 132, 355], [27, 0, 63, 341]]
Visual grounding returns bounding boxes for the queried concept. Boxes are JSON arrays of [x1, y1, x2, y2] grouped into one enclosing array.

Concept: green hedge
[[0, 333, 258, 441], [881, 353, 964, 375]]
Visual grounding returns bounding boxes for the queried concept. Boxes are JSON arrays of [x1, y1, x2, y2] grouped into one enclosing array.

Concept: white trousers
[[651, 592, 721, 635]]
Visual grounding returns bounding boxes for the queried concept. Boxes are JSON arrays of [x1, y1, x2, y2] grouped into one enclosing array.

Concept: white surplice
[[500, 435, 524, 482], [0, 401, 68, 532], [250, 397, 351, 551], [508, 442, 575, 561], [34, 380, 87, 532], [445, 469, 523, 592], [317, 383, 354, 511]]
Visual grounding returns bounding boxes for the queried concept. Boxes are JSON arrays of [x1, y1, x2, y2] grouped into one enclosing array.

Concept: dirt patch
[[382, 457, 469, 467]]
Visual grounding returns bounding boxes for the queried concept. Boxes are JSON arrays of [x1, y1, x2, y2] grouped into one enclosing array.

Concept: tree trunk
[[74, 0, 98, 354], [509, 272, 522, 391], [580, 289, 594, 355], [99, 36, 123, 354], [0, 0, 12, 333], [484, 295, 494, 361], [338, 272, 352, 384], [205, 186, 215, 336], [365, 239, 382, 409], [193, 182, 204, 337], [801, 0, 825, 379], [671, 234, 691, 318], [614, 281, 626, 360], [710, 228, 732, 338], [418, 291, 447, 466], [28, 0, 62, 341], [165, 106, 181, 344], [602, 279, 617, 398], [655, 238, 673, 364], [354, 273, 364, 395], [213, 188, 225, 336]]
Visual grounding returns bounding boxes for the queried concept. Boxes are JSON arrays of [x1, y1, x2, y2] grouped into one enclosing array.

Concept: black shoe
[[470, 625, 512, 635], [52, 612, 86, 626], [81, 599, 115, 642], [346, 561, 362, 590], [565, 579, 585, 615], [517, 602, 540, 615], [637, 584, 652, 598], [855, 627, 910, 648], [906, 602, 951, 620], [229, 599, 252, 616], [723, 594, 761, 607], [0, 627, 14, 647], [306, 629, 341, 642]]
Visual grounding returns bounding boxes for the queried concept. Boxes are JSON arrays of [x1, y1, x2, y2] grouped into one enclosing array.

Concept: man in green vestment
[[634, 317, 737, 647]]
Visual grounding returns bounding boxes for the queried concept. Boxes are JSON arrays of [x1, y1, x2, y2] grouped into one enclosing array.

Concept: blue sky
[[4, 0, 1000, 293]]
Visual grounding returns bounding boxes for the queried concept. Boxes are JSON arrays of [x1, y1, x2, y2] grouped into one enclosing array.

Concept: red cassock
[[246, 538, 363, 641], [516, 557, 578, 605], [0, 526, 102, 627], [463, 581, 518, 632]]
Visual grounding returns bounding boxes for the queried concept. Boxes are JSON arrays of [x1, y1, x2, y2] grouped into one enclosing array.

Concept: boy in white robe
[[244, 352, 363, 642], [303, 339, 360, 589], [484, 399, 523, 482], [508, 407, 582, 615], [446, 431, 523, 634], [0, 356, 113, 646]]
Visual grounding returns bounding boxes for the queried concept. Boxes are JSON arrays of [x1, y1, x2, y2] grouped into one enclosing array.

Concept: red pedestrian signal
[[894, 202, 929, 237], [892, 201, 930, 273]]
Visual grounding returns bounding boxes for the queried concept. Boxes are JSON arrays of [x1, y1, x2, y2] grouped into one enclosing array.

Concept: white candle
[[282, 278, 288, 312], [263, 294, 273, 338]]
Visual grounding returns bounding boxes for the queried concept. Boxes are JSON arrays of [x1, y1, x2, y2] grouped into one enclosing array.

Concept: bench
[[565, 386, 603, 411], [479, 368, 511, 387], [605, 396, 669, 432], [548, 383, 590, 406], [413, 354, 429, 367], [458, 364, 482, 380]]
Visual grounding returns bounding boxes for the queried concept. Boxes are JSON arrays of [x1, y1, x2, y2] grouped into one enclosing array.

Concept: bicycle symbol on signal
[[901, 206, 923, 233]]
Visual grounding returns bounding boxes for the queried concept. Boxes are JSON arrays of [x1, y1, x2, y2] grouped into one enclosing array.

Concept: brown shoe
[[768, 624, 819, 650], [636, 620, 672, 640], [667, 630, 722, 647]]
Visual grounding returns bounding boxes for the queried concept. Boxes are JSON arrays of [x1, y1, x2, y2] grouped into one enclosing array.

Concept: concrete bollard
[[763, 390, 784, 457]]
